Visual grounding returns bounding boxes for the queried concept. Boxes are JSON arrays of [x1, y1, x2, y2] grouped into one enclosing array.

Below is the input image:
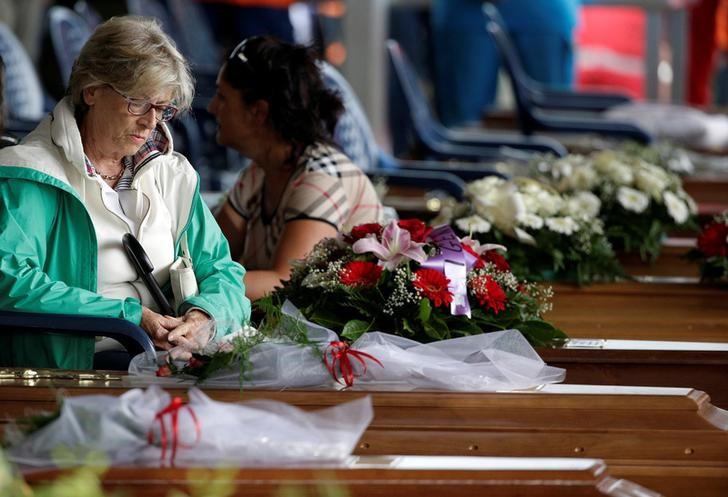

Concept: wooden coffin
[[617, 238, 699, 279], [21, 456, 660, 497], [682, 175, 728, 219], [538, 339, 728, 409], [546, 281, 728, 342], [1, 379, 727, 497]]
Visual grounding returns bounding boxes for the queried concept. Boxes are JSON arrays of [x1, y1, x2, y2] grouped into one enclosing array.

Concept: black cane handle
[[122, 233, 175, 316]]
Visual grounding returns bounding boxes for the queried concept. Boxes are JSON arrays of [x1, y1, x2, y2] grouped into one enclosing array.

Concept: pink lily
[[352, 221, 427, 270]]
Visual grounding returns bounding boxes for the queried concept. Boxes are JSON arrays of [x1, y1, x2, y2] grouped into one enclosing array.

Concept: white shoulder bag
[[169, 233, 199, 311]]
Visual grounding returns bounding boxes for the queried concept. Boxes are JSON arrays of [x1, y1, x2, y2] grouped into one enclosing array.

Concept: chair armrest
[[0, 310, 156, 359], [370, 154, 468, 200], [439, 126, 568, 157], [530, 86, 632, 112]]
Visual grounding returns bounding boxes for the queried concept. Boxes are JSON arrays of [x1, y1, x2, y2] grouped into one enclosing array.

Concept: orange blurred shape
[[325, 42, 347, 66], [317, 0, 345, 18]]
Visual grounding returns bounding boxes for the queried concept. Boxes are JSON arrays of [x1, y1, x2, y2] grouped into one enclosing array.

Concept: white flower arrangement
[[441, 176, 624, 285], [535, 149, 697, 260]]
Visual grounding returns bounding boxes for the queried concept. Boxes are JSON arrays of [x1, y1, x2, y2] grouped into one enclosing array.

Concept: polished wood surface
[[21, 457, 660, 497], [617, 241, 699, 278], [2, 379, 728, 497], [546, 281, 728, 342], [683, 176, 728, 218], [538, 346, 728, 409]]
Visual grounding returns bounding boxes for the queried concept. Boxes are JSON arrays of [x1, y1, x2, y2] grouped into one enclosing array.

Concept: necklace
[[95, 166, 124, 181]]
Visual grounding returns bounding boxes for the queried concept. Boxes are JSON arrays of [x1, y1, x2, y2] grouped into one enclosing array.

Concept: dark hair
[[223, 36, 343, 154]]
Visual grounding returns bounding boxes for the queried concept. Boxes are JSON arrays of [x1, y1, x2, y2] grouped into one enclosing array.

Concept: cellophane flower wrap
[[438, 176, 624, 285], [686, 210, 728, 283], [7, 386, 373, 468], [533, 150, 698, 261], [261, 219, 566, 348]]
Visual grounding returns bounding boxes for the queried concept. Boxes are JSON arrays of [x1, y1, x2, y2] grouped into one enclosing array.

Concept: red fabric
[[686, 0, 720, 105], [575, 7, 645, 98]]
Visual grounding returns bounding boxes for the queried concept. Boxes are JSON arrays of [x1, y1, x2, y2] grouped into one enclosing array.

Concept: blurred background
[[1, 0, 726, 195]]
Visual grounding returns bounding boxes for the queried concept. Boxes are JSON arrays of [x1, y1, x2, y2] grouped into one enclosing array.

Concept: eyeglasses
[[108, 85, 178, 122]]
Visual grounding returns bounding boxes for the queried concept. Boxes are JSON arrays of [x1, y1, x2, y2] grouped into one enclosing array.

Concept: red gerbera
[[697, 221, 728, 257], [398, 219, 433, 243], [470, 275, 507, 314], [340, 260, 383, 287], [348, 223, 383, 241], [413, 268, 453, 307]]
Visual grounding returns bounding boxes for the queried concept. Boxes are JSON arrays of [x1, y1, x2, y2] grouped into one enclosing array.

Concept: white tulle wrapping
[[128, 301, 564, 391], [8, 386, 372, 468]]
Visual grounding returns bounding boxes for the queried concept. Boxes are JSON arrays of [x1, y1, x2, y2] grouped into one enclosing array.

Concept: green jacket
[[0, 100, 250, 369]]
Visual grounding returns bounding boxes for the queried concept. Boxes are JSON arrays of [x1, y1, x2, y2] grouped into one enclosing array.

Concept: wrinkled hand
[[140, 307, 184, 350], [167, 310, 215, 360]]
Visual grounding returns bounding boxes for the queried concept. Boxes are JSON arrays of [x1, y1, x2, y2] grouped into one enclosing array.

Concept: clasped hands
[[141, 307, 213, 359]]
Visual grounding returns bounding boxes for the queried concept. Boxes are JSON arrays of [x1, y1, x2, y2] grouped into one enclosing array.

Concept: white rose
[[634, 162, 670, 199], [607, 162, 634, 185], [568, 165, 599, 191], [466, 176, 505, 199], [517, 212, 544, 230], [566, 191, 601, 219], [472, 182, 525, 233], [663, 190, 689, 224], [533, 190, 563, 217], [617, 186, 650, 213], [545, 216, 579, 235], [455, 215, 492, 234]]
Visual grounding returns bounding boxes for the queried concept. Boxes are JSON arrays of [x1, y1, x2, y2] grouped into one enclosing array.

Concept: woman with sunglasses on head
[[0, 16, 251, 369], [211, 36, 384, 301]]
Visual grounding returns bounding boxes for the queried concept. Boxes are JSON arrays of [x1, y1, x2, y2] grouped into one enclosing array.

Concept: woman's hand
[[165, 309, 214, 359], [140, 307, 184, 350]]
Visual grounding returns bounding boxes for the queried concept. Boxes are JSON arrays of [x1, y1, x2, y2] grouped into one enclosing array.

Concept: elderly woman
[[0, 17, 250, 369], [212, 36, 384, 301]]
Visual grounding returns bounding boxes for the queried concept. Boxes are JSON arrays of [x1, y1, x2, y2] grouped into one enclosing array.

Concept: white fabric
[[7, 386, 372, 468], [128, 301, 565, 392], [605, 102, 728, 151]]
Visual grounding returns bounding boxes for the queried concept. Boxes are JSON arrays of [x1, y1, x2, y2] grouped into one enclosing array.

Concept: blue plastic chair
[[0, 310, 156, 365], [47, 6, 93, 87], [73, 0, 103, 28], [0, 22, 47, 135], [482, 2, 633, 113], [386, 39, 567, 159], [321, 61, 505, 198], [483, 3, 652, 144]]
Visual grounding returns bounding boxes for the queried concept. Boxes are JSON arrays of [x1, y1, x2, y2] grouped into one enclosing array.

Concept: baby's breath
[[383, 266, 420, 315]]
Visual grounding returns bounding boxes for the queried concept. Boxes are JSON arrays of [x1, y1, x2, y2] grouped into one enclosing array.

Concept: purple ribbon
[[420, 225, 477, 317]]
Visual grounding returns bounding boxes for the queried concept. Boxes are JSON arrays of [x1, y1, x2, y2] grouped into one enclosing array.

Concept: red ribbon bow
[[323, 340, 383, 388], [147, 396, 201, 466]]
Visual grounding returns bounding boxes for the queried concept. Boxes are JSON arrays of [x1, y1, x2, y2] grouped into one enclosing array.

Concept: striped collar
[[85, 127, 168, 189]]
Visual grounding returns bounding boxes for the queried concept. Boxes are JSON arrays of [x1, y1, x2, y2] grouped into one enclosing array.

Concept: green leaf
[[516, 320, 568, 347], [341, 319, 372, 342], [418, 298, 432, 322]]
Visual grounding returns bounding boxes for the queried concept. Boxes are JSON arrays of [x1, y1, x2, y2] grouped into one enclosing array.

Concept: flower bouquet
[[260, 219, 566, 348], [533, 150, 698, 261], [439, 176, 624, 285], [685, 211, 728, 283], [130, 220, 567, 391]]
